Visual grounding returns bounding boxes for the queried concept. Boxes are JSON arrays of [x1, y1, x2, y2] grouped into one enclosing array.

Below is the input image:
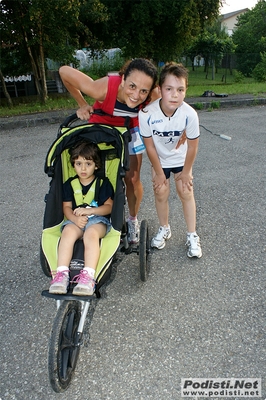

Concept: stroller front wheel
[[48, 300, 81, 392]]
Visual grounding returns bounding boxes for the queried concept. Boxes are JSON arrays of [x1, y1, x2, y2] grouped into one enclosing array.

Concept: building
[[220, 8, 249, 36]]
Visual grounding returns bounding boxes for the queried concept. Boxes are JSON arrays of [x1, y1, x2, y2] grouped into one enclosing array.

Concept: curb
[[187, 96, 266, 110], [1, 97, 266, 131]]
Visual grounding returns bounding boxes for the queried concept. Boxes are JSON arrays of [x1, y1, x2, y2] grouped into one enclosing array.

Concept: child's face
[[159, 75, 187, 116], [74, 156, 96, 180]]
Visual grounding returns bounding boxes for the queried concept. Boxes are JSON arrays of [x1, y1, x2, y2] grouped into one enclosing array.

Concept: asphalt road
[[0, 105, 265, 400]]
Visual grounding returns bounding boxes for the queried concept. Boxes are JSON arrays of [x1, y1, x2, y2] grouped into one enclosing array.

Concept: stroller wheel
[[48, 300, 81, 392], [40, 244, 52, 277], [139, 219, 151, 282]]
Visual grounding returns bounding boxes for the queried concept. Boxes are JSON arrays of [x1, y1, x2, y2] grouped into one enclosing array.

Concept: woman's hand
[[76, 104, 94, 120]]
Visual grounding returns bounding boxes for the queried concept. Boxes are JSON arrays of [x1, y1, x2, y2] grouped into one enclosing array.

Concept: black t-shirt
[[63, 177, 114, 217]]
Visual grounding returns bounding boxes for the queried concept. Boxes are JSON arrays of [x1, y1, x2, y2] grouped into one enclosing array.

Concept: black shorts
[[163, 166, 183, 179]]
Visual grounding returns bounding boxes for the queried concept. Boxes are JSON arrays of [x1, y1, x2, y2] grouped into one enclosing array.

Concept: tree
[[0, 0, 85, 103], [90, 0, 222, 62], [232, 0, 266, 76], [186, 23, 235, 79]]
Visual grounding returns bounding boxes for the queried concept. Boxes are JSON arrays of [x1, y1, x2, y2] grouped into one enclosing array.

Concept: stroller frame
[[40, 114, 151, 392]]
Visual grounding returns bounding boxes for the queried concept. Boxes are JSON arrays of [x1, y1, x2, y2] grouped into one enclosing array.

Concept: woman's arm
[[59, 66, 109, 119]]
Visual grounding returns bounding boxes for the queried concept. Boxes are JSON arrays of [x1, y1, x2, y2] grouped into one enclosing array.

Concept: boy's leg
[[174, 172, 196, 232], [152, 167, 170, 226], [151, 167, 171, 249], [174, 172, 202, 258]]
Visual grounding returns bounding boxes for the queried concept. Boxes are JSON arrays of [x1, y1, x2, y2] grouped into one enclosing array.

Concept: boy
[[139, 62, 202, 258], [49, 141, 114, 295]]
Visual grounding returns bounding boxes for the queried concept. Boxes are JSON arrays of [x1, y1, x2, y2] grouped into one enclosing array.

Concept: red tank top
[[89, 75, 139, 129]]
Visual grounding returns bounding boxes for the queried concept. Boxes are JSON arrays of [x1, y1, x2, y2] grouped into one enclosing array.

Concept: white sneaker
[[186, 233, 202, 258], [49, 270, 69, 294], [127, 218, 139, 244], [151, 226, 171, 249]]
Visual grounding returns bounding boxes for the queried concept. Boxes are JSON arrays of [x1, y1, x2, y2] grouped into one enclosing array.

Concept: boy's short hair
[[69, 141, 102, 169], [159, 62, 188, 87]]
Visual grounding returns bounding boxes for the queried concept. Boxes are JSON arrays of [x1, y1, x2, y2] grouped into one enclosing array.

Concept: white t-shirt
[[139, 98, 199, 168]]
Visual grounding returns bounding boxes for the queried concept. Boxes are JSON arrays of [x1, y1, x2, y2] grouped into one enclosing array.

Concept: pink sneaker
[[72, 269, 95, 296], [49, 270, 69, 294]]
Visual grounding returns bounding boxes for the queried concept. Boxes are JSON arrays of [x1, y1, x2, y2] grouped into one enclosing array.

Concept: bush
[[253, 52, 266, 82], [233, 70, 245, 83]]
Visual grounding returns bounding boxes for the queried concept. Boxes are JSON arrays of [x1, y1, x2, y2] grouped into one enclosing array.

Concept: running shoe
[[127, 218, 140, 244], [151, 226, 171, 249], [186, 233, 202, 258]]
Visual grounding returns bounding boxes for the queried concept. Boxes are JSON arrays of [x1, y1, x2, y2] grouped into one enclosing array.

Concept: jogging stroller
[[40, 114, 151, 392]]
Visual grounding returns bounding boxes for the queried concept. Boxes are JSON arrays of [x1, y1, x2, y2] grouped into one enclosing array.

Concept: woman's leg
[[125, 153, 143, 218]]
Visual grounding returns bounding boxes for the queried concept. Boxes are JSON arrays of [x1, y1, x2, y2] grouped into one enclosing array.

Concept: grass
[[1, 66, 266, 117]]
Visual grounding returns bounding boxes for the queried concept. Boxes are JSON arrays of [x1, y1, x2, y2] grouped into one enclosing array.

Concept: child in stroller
[[41, 115, 132, 297], [49, 141, 114, 296]]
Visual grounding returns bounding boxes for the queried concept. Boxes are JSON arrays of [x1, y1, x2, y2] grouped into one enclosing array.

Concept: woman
[[59, 58, 158, 243]]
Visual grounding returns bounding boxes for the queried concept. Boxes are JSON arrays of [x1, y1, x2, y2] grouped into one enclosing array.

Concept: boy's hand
[[152, 173, 167, 193], [175, 172, 194, 191]]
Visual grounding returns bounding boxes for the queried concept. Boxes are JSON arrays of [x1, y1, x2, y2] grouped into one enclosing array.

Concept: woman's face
[[121, 70, 153, 108]]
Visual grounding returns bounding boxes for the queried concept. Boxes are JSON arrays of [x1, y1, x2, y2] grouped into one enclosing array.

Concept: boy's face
[[159, 75, 187, 117], [74, 156, 96, 181]]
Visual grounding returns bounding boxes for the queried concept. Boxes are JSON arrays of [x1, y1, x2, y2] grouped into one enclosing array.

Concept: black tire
[[48, 300, 81, 393], [139, 220, 151, 282], [40, 244, 52, 277]]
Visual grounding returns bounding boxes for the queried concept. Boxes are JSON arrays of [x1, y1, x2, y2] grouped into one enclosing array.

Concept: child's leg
[[57, 223, 83, 267], [152, 167, 170, 226], [49, 223, 83, 294], [174, 172, 196, 232], [73, 223, 107, 296], [83, 223, 107, 270]]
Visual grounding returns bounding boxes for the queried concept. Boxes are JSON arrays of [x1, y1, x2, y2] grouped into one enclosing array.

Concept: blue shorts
[[62, 215, 112, 235], [163, 166, 183, 179]]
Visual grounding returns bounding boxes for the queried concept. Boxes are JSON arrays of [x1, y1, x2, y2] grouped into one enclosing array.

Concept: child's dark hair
[[69, 141, 101, 169], [119, 58, 158, 102], [159, 62, 188, 87]]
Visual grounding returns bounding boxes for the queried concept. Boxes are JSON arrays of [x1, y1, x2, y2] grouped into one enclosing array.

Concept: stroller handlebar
[[60, 113, 79, 129]]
